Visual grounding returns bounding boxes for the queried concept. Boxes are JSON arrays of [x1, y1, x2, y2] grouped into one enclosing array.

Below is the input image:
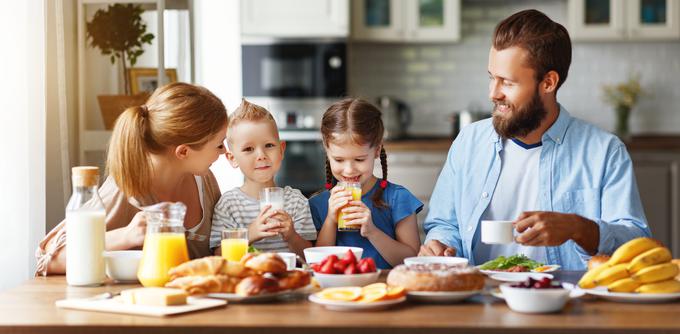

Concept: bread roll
[[588, 254, 611, 270]]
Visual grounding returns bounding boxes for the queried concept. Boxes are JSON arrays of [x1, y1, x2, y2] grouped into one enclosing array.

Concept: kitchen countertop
[[2, 273, 680, 334]]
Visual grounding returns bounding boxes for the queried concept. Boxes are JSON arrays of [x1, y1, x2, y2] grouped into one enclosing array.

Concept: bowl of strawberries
[[310, 250, 380, 288]]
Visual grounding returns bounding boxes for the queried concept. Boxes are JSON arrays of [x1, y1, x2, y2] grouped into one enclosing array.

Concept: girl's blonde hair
[[107, 82, 228, 199], [320, 98, 388, 209]]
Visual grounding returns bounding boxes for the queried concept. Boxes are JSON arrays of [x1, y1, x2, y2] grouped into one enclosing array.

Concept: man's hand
[[514, 211, 599, 254], [418, 239, 456, 256]]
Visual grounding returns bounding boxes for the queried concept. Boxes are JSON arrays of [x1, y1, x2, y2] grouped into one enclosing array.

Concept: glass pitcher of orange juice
[[137, 202, 190, 287], [337, 182, 362, 231]]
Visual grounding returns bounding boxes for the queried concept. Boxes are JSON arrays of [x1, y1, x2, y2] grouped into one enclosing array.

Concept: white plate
[[406, 290, 481, 303], [583, 286, 680, 303], [308, 294, 406, 311], [484, 271, 554, 282], [55, 296, 226, 317], [491, 283, 584, 299], [207, 284, 312, 303]]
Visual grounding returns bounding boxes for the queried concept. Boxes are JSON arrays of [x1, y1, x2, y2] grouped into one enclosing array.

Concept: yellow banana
[[631, 262, 680, 284], [635, 279, 680, 293], [594, 263, 629, 286], [607, 278, 640, 293], [609, 237, 660, 265], [578, 262, 612, 289], [627, 247, 672, 273]]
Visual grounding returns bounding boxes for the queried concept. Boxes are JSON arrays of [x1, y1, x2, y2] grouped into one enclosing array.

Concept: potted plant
[[602, 73, 647, 141], [86, 3, 154, 129]]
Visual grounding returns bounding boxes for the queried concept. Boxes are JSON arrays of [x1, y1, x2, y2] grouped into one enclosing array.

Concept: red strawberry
[[320, 256, 337, 274], [310, 263, 321, 272], [358, 258, 377, 273], [333, 260, 348, 273], [343, 249, 357, 265], [344, 262, 358, 275]]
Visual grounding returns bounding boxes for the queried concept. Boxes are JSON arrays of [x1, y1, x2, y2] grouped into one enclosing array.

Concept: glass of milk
[[259, 187, 285, 212]]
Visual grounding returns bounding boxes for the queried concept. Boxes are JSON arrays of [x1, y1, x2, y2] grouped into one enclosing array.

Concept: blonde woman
[[36, 82, 228, 275]]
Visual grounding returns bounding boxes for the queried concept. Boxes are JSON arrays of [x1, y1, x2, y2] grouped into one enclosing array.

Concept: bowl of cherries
[[499, 277, 570, 313]]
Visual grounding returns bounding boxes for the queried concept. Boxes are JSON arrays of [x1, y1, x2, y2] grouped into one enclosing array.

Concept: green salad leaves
[[479, 254, 543, 270]]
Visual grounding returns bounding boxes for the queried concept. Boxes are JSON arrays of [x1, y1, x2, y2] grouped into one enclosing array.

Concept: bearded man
[[419, 9, 650, 270]]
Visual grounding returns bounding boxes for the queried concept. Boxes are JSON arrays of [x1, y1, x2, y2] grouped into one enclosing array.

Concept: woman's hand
[[341, 201, 377, 238], [327, 185, 352, 225], [123, 211, 147, 248], [248, 205, 281, 243]]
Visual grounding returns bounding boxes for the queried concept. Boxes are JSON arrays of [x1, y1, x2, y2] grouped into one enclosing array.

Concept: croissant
[[234, 276, 280, 296], [168, 256, 254, 280], [276, 270, 311, 291], [241, 253, 287, 274], [165, 275, 242, 295]]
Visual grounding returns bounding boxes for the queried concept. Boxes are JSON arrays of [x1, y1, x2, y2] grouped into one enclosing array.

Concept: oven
[[241, 40, 346, 98], [275, 130, 326, 198]]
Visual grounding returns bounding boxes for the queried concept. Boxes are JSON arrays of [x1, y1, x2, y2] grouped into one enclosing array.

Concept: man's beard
[[492, 87, 547, 139]]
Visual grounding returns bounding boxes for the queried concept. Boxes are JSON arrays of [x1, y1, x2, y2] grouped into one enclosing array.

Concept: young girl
[[309, 98, 422, 269], [36, 82, 228, 275]]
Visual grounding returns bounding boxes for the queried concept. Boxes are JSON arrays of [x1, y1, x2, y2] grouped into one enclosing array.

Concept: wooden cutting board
[[55, 296, 226, 317]]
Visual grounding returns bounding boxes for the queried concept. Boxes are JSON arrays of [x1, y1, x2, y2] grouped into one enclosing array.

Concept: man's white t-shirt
[[473, 138, 548, 265]]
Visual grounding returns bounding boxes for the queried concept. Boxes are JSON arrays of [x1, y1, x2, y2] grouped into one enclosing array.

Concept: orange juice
[[221, 238, 248, 262], [337, 182, 362, 231], [137, 233, 189, 287]]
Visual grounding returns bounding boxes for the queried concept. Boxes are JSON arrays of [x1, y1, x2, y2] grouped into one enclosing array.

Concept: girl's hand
[[124, 211, 147, 248], [341, 201, 376, 238], [271, 210, 296, 241], [327, 185, 352, 225], [248, 205, 280, 242]]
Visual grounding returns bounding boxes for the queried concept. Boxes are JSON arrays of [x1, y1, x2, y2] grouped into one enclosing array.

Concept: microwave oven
[[241, 40, 347, 98]]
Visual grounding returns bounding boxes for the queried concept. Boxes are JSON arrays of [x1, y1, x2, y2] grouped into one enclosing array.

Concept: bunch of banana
[[577, 237, 680, 293]]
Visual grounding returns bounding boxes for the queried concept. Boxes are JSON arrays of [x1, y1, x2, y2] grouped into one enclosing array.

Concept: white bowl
[[313, 270, 381, 288], [303, 246, 363, 264], [403, 256, 468, 267], [499, 283, 570, 313], [104, 250, 142, 282]]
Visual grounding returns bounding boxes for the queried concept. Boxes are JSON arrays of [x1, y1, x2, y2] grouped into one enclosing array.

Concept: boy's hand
[[327, 185, 352, 225], [248, 205, 280, 243], [340, 201, 377, 238], [271, 210, 296, 241]]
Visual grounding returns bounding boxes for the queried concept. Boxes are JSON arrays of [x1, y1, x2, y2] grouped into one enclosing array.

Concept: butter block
[[120, 287, 187, 306]]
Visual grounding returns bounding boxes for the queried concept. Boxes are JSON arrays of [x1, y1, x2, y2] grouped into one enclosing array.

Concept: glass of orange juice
[[337, 181, 362, 231], [221, 228, 248, 262], [137, 202, 190, 287]]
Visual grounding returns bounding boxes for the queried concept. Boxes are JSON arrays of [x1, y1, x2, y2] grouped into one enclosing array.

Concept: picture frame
[[128, 68, 178, 94]]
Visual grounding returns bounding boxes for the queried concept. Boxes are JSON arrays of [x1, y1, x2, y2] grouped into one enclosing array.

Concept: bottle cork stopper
[[71, 166, 99, 187]]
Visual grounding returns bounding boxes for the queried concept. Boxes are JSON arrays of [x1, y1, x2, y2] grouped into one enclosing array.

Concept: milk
[[66, 210, 106, 286]]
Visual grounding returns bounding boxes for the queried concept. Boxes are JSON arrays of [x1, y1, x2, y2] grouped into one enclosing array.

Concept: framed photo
[[128, 68, 178, 94]]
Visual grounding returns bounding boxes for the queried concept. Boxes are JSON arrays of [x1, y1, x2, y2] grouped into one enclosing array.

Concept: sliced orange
[[362, 283, 388, 291], [358, 288, 388, 303], [385, 285, 406, 299], [317, 287, 362, 302]]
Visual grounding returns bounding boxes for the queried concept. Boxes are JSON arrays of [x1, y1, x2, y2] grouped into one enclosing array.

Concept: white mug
[[277, 252, 297, 270], [481, 220, 515, 244]]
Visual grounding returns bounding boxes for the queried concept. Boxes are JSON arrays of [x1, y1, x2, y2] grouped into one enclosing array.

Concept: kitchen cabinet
[[240, 0, 349, 38], [352, 0, 460, 42], [631, 151, 680, 257], [374, 150, 448, 241], [568, 0, 680, 41]]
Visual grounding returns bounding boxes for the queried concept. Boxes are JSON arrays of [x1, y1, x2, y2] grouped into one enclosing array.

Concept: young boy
[[210, 99, 316, 257]]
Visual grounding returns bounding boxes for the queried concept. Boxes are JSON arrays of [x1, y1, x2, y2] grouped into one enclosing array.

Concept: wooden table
[[1, 272, 679, 334]]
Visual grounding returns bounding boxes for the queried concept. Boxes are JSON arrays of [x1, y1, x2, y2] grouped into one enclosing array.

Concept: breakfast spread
[[164, 253, 310, 296], [578, 237, 680, 293], [386, 263, 485, 292], [119, 287, 188, 306]]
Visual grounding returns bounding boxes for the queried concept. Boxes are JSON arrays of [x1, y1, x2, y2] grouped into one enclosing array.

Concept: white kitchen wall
[[349, 0, 680, 137]]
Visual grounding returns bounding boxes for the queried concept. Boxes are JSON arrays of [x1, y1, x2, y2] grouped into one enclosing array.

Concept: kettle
[[376, 96, 412, 140]]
